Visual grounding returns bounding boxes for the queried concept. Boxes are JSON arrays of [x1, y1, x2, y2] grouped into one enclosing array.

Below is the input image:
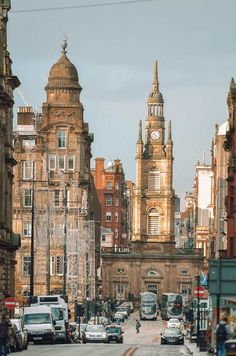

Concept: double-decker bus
[[139, 292, 158, 320], [160, 293, 183, 320]]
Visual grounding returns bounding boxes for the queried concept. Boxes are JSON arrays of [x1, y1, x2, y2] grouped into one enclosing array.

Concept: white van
[[23, 305, 56, 344], [31, 295, 70, 342]]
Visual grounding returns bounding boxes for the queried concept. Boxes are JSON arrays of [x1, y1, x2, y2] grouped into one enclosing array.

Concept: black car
[[161, 327, 184, 345], [106, 325, 124, 344]]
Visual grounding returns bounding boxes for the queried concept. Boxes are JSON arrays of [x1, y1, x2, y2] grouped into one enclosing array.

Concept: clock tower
[[132, 61, 174, 242]]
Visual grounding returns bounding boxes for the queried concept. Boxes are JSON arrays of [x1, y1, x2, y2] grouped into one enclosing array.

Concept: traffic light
[[76, 304, 84, 317]]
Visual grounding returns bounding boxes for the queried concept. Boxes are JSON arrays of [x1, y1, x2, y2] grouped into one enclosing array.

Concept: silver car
[[82, 324, 108, 343]]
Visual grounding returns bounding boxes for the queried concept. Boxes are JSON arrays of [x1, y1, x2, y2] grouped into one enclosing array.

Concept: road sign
[[4, 297, 17, 310], [194, 286, 207, 298]]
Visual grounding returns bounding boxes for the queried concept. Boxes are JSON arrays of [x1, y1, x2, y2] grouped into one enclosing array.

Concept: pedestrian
[[215, 316, 231, 356], [0, 313, 10, 356], [136, 318, 141, 333]]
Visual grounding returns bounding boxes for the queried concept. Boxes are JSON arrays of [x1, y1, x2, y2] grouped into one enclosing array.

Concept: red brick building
[[224, 78, 236, 257], [91, 158, 126, 247]]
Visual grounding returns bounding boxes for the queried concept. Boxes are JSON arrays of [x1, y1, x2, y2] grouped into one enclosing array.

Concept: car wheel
[[82, 340, 86, 344]]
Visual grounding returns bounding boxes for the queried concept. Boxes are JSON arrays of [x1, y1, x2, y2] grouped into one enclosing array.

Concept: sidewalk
[[185, 338, 210, 356]]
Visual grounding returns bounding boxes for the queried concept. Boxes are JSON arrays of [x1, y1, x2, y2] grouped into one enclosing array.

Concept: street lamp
[[195, 275, 200, 347], [29, 161, 35, 304]]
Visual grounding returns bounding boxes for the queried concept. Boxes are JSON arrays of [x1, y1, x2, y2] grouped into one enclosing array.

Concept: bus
[[160, 293, 183, 320], [140, 292, 158, 320]]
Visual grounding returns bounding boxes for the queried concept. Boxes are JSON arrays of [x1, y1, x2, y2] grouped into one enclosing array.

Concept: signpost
[[4, 297, 17, 310], [194, 286, 207, 298]]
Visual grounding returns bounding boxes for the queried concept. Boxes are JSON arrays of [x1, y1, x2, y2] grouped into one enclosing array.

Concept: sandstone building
[[91, 158, 127, 247], [102, 62, 204, 301], [13, 42, 100, 305], [224, 78, 236, 257], [0, 0, 20, 312]]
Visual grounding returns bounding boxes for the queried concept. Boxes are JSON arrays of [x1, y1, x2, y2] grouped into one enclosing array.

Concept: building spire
[[167, 120, 172, 141], [138, 120, 142, 142], [152, 60, 159, 91]]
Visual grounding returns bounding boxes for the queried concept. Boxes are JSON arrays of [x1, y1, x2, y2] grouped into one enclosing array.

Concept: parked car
[[82, 324, 108, 344], [8, 322, 23, 352], [113, 312, 125, 323], [161, 327, 184, 345], [167, 318, 181, 329], [11, 318, 28, 350], [106, 325, 124, 343]]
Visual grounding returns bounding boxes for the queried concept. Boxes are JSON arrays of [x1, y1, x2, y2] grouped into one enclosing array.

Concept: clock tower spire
[[132, 61, 174, 243]]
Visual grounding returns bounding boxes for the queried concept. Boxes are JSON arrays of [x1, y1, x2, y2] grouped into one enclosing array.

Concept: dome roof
[[45, 42, 81, 91]]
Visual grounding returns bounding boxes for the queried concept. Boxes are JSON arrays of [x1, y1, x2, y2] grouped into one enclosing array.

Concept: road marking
[[122, 346, 139, 356]]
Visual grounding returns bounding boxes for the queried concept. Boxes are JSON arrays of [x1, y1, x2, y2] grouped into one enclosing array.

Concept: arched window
[[148, 169, 160, 191], [148, 208, 160, 235]]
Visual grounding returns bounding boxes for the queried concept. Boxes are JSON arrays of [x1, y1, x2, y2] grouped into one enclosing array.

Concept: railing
[[101, 246, 130, 254]]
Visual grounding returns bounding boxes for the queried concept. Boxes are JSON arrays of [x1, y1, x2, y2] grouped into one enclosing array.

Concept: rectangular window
[[106, 212, 112, 222], [148, 170, 160, 191], [106, 181, 113, 190], [115, 182, 119, 190], [54, 190, 60, 207], [115, 212, 119, 222], [49, 154, 56, 171], [56, 256, 63, 275], [23, 223, 31, 237], [24, 189, 32, 207], [106, 196, 112, 206], [68, 155, 75, 171], [102, 235, 106, 242], [22, 161, 33, 180], [67, 190, 70, 208], [50, 256, 55, 275], [115, 198, 119, 207], [23, 256, 31, 276], [58, 156, 65, 170], [114, 228, 118, 238], [57, 131, 66, 148]]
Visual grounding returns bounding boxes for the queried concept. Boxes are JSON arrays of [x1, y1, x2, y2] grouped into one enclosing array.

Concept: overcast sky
[[8, 0, 236, 206]]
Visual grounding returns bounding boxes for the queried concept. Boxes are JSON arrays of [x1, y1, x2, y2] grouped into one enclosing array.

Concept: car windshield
[[164, 328, 181, 336], [106, 327, 121, 333], [51, 308, 64, 321], [24, 313, 51, 325], [169, 319, 179, 323], [117, 307, 126, 311], [86, 325, 105, 332]]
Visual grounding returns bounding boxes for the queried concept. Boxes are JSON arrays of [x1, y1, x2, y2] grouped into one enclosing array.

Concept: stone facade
[[102, 62, 204, 302], [212, 122, 228, 258], [0, 0, 20, 312], [224, 79, 236, 257], [13, 42, 100, 305]]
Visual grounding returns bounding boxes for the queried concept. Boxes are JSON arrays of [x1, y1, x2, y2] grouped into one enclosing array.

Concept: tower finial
[[152, 60, 159, 91], [168, 120, 172, 141], [61, 38, 68, 54], [138, 120, 142, 142]]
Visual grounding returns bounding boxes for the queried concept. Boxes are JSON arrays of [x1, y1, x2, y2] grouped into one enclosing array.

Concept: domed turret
[[45, 40, 81, 91]]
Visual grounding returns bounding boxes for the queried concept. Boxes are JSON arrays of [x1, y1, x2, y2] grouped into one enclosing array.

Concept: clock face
[[150, 130, 160, 140]]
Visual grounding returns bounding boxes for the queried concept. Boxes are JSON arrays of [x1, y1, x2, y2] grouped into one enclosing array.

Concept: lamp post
[[29, 161, 35, 303], [63, 185, 68, 300], [196, 275, 200, 347]]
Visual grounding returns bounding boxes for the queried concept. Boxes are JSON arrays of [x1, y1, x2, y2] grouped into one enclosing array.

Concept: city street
[[19, 312, 191, 356]]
